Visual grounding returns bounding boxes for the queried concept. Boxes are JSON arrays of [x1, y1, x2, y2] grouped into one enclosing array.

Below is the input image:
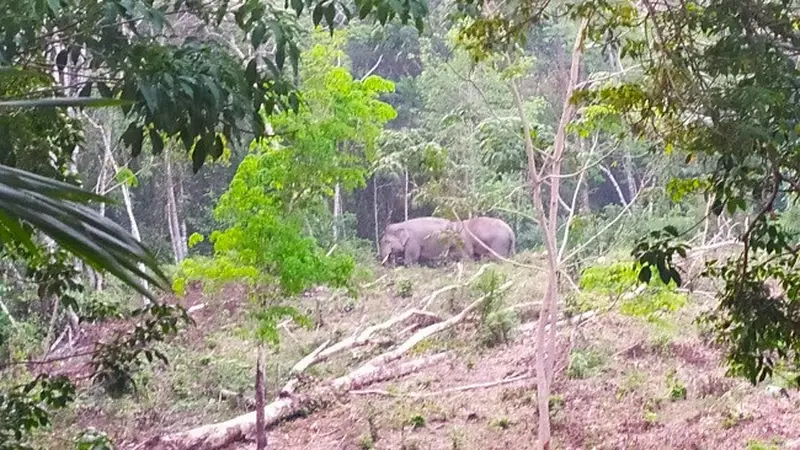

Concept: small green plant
[[579, 260, 687, 323], [358, 434, 375, 450], [408, 414, 426, 429], [665, 368, 687, 401], [396, 279, 414, 298], [465, 356, 475, 370], [480, 309, 518, 347], [74, 428, 114, 450], [490, 416, 512, 430], [471, 268, 516, 347], [643, 409, 658, 425], [567, 348, 606, 379], [548, 394, 565, 413], [746, 439, 781, 450], [364, 401, 380, 444], [616, 369, 648, 399]]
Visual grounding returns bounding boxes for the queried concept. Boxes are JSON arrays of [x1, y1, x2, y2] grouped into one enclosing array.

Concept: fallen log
[[137, 281, 508, 450], [350, 372, 533, 398], [290, 309, 441, 376], [139, 352, 449, 450]]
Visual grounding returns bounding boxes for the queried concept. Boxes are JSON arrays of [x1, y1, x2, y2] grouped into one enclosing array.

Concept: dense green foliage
[[5, 0, 800, 446], [175, 34, 397, 343]]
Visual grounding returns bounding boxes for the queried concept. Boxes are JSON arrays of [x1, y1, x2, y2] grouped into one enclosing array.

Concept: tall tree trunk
[[109, 154, 149, 304], [579, 181, 591, 213], [622, 151, 637, 202], [165, 152, 186, 263], [177, 162, 188, 258], [512, 19, 587, 450], [255, 347, 268, 450], [92, 131, 111, 291], [373, 177, 380, 255], [333, 183, 342, 241], [599, 165, 629, 207], [404, 169, 409, 221]]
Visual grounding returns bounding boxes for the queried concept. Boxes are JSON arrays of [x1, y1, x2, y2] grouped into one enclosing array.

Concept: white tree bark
[[164, 152, 186, 263], [109, 153, 149, 304], [373, 177, 380, 255], [404, 169, 409, 221], [511, 18, 588, 450], [333, 183, 342, 241], [598, 164, 629, 208]]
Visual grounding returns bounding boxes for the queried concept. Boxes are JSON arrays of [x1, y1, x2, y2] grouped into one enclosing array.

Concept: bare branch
[[598, 164, 629, 208], [360, 54, 384, 81]]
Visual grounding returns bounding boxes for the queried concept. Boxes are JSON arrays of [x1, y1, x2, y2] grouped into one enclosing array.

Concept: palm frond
[[0, 97, 131, 108], [0, 165, 170, 301]]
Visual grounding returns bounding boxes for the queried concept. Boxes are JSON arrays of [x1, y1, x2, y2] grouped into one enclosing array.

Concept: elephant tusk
[[380, 254, 390, 265]]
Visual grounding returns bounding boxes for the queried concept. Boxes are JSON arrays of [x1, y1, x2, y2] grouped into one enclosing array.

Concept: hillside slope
[[42, 254, 800, 450]]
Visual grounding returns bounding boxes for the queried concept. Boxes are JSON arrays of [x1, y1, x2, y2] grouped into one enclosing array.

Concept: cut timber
[[350, 373, 533, 398], [290, 309, 441, 375], [141, 352, 449, 450], [140, 281, 506, 450], [361, 281, 512, 370]]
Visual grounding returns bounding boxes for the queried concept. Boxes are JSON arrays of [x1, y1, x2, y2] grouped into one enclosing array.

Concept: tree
[[173, 33, 397, 445], [452, 0, 800, 398], [575, 0, 800, 387], [0, 0, 424, 445]]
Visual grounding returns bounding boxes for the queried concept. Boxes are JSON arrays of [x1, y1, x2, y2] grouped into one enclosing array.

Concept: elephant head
[[379, 225, 409, 266]]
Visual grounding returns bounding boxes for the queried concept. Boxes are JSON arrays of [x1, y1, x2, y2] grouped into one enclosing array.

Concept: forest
[[2, 0, 800, 448]]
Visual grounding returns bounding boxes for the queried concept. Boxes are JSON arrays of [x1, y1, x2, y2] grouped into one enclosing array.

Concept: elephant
[[379, 217, 458, 267], [447, 216, 515, 261]]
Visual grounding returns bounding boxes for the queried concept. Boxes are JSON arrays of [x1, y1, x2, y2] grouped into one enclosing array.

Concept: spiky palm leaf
[[0, 164, 169, 301]]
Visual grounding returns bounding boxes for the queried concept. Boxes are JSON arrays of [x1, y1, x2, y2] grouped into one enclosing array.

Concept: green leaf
[[324, 3, 335, 31], [121, 123, 144, 158], [97, 82, 113, 98], [114, 167, 139, 188], [47, 0, 62, 14], [150, 129, 164, 155], [638, 265, 651, 283], [0, 165, 169, 300], [251, 23, 267, 48], [56, 49, 68, 72], [78, 82, 93, 98], [312, 3, 324, 25], [291, 0, 304, 16], [245, 58, 258, 84]]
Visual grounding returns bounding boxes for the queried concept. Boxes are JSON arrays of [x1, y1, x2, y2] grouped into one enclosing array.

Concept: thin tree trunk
[[109, 154, 149, 304], [177, 163, 188, 259], [598, 164, 628, 207], [165, 153, 185, 263], [333, 183, 342, 241], [580, 185, 590, 213], [512, 18, 587, 450], [255, 347, 267, 450], [622, 151, 637, 202], [373, 177, 380, 255], [93, 133, 111, 291], [404, 170, 409, 221]]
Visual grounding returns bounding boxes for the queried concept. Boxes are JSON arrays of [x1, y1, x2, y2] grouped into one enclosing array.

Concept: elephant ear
[[397, 227, 410, 246]]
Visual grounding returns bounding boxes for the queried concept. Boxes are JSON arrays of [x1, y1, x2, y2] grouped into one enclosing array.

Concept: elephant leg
[[404, 241, 421, 266]]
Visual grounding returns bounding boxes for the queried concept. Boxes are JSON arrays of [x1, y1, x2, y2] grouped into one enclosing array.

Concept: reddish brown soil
[[220, 313, 800, 450], [42, 272, 800, 450]]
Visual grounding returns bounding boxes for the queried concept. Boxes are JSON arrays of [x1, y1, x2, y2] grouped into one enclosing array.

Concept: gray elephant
[[447, 216, 515, 261], [379, 217, 458, 267]]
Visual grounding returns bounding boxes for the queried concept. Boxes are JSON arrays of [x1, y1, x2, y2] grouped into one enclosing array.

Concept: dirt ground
[[41, 258, 800, 450], [228, 313, 800, 450]]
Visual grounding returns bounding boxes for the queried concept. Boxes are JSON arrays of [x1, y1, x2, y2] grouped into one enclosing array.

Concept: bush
[[567, 348, 606, 379], [471, 268, 517, 346], [578, 259, 687, 324]]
